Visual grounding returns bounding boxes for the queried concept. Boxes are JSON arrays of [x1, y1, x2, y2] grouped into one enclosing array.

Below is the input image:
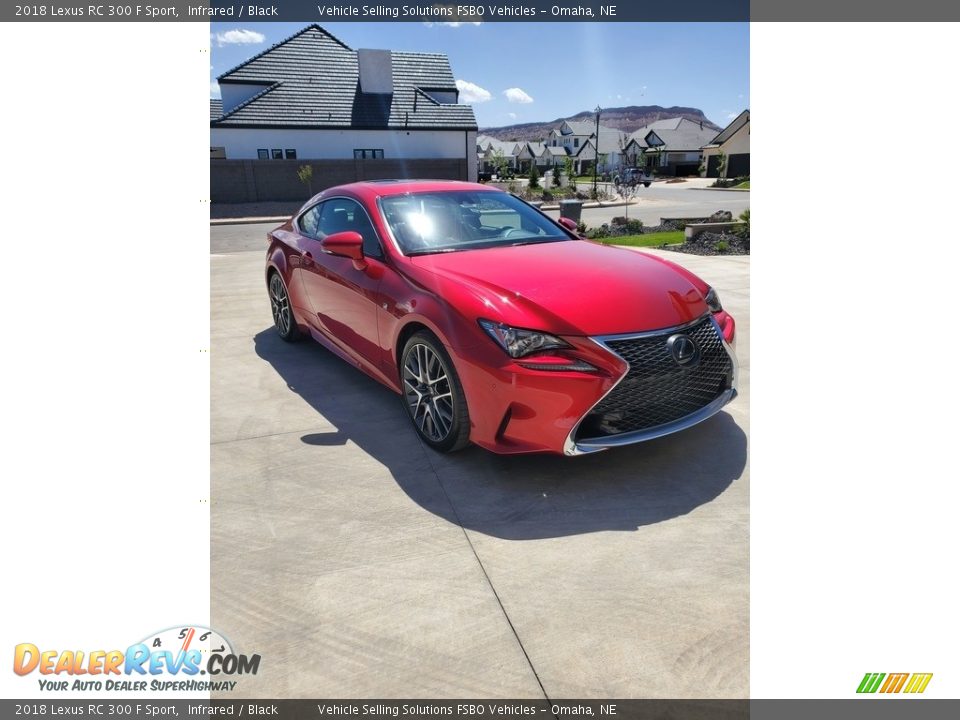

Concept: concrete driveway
[[211, 235, 749, 698]]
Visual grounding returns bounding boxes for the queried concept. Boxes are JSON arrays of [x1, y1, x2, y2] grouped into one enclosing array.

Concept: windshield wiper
[[405, 247, 461, 257], [508, 238, 565, 247]]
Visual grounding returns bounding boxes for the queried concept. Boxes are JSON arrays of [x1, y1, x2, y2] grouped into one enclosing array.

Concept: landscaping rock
[[706, 210, 734, 223], [666, 230, 749, 256]]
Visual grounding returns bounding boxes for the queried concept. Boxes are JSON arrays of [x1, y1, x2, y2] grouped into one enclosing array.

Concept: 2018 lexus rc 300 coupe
[[266, 180, 738, 455]]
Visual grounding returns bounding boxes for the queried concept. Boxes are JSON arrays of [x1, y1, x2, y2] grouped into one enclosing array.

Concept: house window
[[271, 149, 283, 159], [354, 149, 384, 159], [284, 149, 297, 159], [574, 138, 579, 147], [257, 149, 269, 159]]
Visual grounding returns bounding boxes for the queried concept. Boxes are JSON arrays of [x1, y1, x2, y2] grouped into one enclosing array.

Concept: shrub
[[576, 221, 587, 235], [552, 165, 562, 187], [715, 241, 729, 253], [624, 219, 643, 234], [587, 224, 610, 239], [528, 164, 540, 188], [297, 164, 314, 196], [738, 208, 750, 236]]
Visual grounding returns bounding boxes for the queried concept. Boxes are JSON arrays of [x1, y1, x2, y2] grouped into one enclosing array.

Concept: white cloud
[[727, 112, 738, 119], [507, 112, 517, 119], [210, 81, 221, 99], [455, 79, 492, 104], [503, 87, 533, 104], [213, 29, 266, 48]]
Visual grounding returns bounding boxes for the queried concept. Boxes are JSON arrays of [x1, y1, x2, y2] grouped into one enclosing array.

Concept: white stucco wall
[[720, 121, 750, 155], [210, 128, 474, 162], [465, 130, 477, 181]]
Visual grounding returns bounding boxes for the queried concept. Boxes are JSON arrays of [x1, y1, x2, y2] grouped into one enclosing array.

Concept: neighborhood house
[[210, 24, 478, 202], [702, 109, 750, 178]]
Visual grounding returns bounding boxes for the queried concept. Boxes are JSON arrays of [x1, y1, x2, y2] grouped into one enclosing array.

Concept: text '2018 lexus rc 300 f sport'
[[266, 180, 737, 455]]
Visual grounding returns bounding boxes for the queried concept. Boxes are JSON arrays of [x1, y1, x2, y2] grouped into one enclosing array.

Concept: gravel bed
[[665, 231, 750, 256]]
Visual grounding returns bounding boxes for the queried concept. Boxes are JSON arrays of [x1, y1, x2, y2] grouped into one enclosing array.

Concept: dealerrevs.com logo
[[857, 672, 933, 694], [13, 626, 260, 692]]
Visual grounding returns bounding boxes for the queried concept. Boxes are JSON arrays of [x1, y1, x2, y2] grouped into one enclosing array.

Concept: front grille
[[575, 317, 733, 440]]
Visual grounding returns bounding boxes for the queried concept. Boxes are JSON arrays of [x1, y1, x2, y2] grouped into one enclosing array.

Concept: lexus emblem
[[666, 334, 700, 367]]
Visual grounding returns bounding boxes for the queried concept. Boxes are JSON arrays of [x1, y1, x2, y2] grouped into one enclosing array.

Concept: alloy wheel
[[269, 274, 291, 336], [402, 343, 455, 442]]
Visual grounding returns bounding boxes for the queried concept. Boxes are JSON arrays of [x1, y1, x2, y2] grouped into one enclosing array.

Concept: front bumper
[[452, 312, 738, 455]]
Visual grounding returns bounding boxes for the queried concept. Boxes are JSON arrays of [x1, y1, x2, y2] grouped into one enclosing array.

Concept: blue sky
[[210, 22, 748, 129]]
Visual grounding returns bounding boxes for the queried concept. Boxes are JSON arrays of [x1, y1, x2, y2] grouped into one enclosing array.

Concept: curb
[[690, 187, 750, 192], [210, 216, 288, 226]]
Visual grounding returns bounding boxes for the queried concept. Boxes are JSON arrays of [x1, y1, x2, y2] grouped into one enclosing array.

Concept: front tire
[[269, 272, 300, 342], [401, 332, 470, 452]]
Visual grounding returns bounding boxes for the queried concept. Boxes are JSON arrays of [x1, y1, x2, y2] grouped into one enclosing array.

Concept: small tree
[[563, 156, 575, 187], [618, 181, 639, 219], [651, 147, 665, 174], [716, 151, 728, 180], [528, 163, 540, 189], [297, 164, 314, 196], [552, 163, 562, 187], [491, 147, 509, 179]]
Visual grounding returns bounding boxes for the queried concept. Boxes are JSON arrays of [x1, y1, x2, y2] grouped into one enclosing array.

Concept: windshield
[[380, 190, 571, 256]]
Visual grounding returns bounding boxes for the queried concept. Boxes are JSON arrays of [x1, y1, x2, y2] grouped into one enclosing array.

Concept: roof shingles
[[212, 24, 476, 131]]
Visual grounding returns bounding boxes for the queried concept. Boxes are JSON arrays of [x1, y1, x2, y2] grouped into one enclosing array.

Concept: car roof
[[320, 179, 500, 201]]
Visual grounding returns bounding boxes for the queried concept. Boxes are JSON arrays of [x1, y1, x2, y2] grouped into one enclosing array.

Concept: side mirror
[[557, 217, 580, 235], [321, 230, 365, 266]]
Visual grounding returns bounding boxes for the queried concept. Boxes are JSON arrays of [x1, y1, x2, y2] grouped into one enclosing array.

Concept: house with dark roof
[[701, 110, 749, 178], [210, 24, 478, 179], [624, 117, 717, 176]]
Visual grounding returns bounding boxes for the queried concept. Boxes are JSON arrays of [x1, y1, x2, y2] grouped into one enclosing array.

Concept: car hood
[[408, 240, 709, 336]]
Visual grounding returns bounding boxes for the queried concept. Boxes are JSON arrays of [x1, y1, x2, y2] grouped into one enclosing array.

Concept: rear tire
[[269, 272, 300, 342], [401, 332, 470, 453]]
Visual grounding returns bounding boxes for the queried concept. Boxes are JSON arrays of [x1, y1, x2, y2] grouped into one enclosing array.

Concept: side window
[[298, 204, 322, 238], [317, 198, 382, 258]]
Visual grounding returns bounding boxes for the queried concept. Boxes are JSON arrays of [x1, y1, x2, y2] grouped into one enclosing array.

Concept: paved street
[[211, 226, 749, 698], [555, 182, 749, 230]]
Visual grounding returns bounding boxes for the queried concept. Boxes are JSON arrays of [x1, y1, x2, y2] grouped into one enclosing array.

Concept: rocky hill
[[480, 105, 721, 142]]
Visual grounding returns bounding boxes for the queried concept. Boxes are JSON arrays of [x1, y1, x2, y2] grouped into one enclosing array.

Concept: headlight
[[704, 287, 723, 313], [478, 319, 569, 358]]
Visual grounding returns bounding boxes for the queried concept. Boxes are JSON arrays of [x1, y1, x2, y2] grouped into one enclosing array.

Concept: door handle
[[302, 251, 314, 266]]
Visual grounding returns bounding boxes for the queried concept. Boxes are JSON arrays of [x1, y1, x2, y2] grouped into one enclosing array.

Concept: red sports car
[[266, 180, 737, 455]]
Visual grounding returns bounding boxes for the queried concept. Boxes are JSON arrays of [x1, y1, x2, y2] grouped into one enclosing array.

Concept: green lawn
[[734, 180, 750, 189], [592, 230, 685, 247]]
